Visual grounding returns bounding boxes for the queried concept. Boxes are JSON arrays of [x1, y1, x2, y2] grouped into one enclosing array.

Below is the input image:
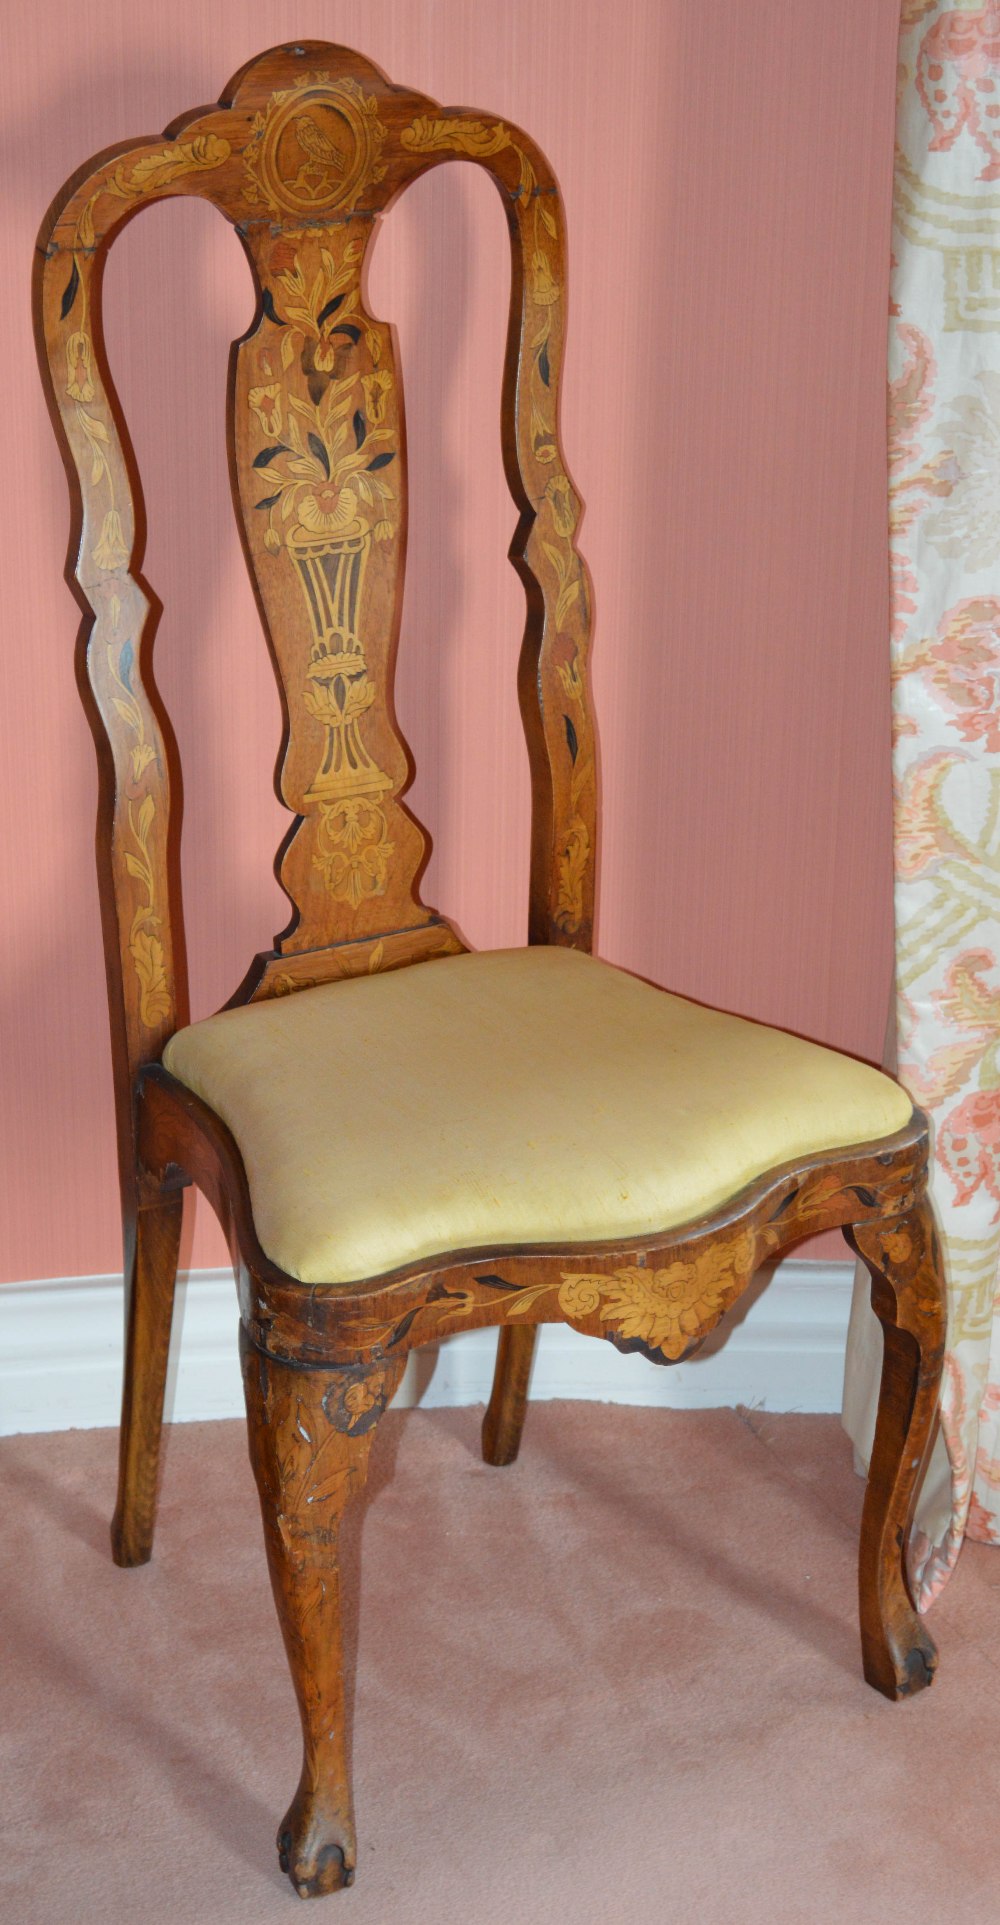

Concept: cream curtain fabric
[[844, 0, 1000, 1603]]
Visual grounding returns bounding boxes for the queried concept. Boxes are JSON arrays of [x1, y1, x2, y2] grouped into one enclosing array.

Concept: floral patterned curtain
[[844, 0, 1000, 1604]]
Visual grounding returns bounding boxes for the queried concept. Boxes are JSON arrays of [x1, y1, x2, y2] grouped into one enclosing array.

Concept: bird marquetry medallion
[[243, 72, 388, 222]]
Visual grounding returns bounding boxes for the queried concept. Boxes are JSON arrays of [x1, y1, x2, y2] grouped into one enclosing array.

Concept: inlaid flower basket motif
[[246, 236, 399, 910]]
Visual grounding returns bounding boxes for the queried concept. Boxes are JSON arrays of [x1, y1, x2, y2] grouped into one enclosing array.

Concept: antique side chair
[[36, 42, 947, 1901]]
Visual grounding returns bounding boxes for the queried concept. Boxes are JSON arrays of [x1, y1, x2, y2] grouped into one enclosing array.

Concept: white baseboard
[[0, 1256, 855, 1436]]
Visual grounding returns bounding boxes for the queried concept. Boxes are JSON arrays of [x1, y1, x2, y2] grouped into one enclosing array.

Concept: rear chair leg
[[240, 1327, 403, 1899], [847, 1193, 947, 1700], [483, 1324, 538, 1465], [111, 1192, 184, 1567]]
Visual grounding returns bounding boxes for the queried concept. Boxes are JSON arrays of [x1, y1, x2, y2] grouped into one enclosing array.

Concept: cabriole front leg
[[846, 1193, 947, 1701], [240, 1327, 402, 1898]]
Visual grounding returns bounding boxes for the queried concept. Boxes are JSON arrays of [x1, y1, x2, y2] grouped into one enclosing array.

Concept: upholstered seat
[[163, 946, 912, 1285]]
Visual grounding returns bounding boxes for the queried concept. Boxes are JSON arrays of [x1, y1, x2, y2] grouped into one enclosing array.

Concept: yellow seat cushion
[[162, 947, 912, 1286]]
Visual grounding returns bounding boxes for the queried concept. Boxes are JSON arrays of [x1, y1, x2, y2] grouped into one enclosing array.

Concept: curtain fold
[[843, 0, 1000, 1605]]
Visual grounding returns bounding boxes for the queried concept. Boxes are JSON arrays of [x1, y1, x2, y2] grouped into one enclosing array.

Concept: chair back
[[35, 42, 595, 1193]]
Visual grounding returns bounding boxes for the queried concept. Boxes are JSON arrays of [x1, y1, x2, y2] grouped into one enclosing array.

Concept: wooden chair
[[35, 41, 947, 1901]]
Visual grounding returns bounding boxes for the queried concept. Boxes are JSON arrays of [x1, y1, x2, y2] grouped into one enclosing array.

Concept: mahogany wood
[[34, 40, 949, 1901]]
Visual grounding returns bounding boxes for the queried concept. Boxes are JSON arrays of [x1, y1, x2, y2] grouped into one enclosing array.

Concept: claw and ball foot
[[848, 1194, 947, 1702], [240, 1327, 402, 1897]]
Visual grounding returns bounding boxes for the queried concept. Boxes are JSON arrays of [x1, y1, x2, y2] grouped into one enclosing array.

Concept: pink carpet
[[1, 1403, 996, 1923]]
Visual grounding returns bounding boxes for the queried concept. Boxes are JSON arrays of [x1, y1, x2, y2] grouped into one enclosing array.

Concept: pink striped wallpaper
[[2, 0, 900, 1281]]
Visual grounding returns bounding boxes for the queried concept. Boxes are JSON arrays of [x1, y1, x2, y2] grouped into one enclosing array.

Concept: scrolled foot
[[862, 1615, 938, 1702], [277, 1792, 356, 1898], [240, 1333, 403, 1900]]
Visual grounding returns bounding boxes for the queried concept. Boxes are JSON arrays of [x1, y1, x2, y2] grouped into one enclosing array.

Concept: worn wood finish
[[240, 1327, 403, 1898], [848, 1197, 948, 1699], [483, 1325, 539, 1465], [36, 41, 948, 1901]]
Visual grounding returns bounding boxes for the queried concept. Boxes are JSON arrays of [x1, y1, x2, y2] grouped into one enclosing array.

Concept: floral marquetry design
[[243, 228, 400, 912], [44, 125, 232, 1042], [68, 135, 231, 255], [401, 107, 597, 944], [560, 1233, 757, 1361], [402, 115, 566, 482], [313, 796, 394, 906], [250, 363, 396, 552], [108, 640, 171, 1030], [401, 113, 598, 944], [555, 645, 592, 933]]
